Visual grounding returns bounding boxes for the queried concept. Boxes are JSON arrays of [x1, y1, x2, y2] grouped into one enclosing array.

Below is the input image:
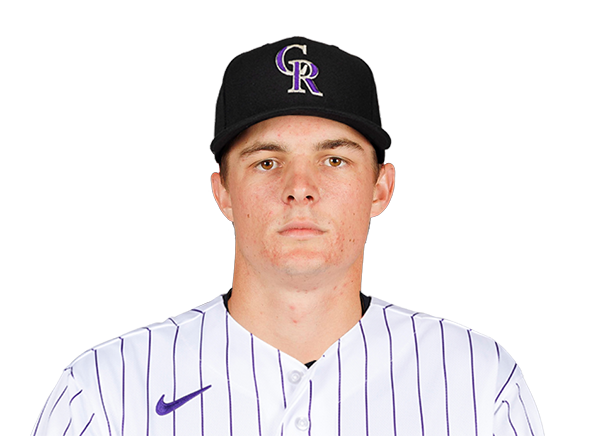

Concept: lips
[[278, 221, 326, 239]]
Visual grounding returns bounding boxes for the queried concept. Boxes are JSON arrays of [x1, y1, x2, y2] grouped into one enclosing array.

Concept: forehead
[[229, 115, 373, 155]]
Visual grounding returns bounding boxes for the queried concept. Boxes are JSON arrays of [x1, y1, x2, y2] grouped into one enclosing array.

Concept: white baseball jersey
[[33, 294, 544, 436]]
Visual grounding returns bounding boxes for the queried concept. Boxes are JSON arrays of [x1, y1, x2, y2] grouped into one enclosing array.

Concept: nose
[[281, 161, 320, 205]]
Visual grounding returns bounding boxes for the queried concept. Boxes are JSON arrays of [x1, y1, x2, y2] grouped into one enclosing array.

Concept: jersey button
[[288, 370, 303, 384], [295, 417, 310, 431]]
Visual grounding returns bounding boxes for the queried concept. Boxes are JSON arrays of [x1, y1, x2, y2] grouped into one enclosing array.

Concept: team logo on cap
[[275, 44, 323, 97]]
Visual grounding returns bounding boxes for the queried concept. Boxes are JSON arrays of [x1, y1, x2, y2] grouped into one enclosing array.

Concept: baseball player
[[33, 37, 544, 436]]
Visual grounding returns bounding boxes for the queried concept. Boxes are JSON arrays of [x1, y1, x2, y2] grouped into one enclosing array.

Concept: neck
[[227, 252, 365, 364]]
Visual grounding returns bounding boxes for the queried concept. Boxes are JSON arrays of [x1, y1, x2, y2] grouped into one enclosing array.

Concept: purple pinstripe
[[119, 337, 125, 436], [225, 312, 233, 436], [337, 339, 342, 436], [359, 321, 369, 436], [277, 350, 286, 436], [79, 413, 95, 436], [62, 420, 71, 436], [308, 380, 313, 436], [70, 390, 83, 404], [250, 334, 263, 436], [169, 319, 180, 436], [32, 390, 51, 436], [196, 310, 206, 436], [48, 385, 68, 418], [93, 349, 112, 436], [496, 364, 518, 403], [383, 306, 397, 436], [61, 390, 84, 436], [467, 330, 479, 436], [277, 350, 287, 408], [439, 320, 450, 436], [502, 401, 519, 436], [145, 328, 152, 436], [516, 383, 536, 436], [411, 314, 425, 436]]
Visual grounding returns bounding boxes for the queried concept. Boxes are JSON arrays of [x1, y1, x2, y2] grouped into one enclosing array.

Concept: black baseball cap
[[210, 36, 391, 163]]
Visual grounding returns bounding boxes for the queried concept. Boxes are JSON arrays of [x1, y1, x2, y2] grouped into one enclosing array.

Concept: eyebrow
[[316, 139, 365, 153], [238, 142, 289, 160], [238, 138, 365, 160]]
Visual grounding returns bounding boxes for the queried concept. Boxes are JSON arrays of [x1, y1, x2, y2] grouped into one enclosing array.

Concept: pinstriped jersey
[[33, 294, 544, 436]]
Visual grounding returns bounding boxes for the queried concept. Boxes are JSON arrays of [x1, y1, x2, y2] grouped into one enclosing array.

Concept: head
[[209, 37, 394, 279], [211, 115, 394, 277]]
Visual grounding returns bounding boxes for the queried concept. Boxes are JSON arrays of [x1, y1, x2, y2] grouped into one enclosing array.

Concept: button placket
[[277, 357, 313, 434], [279, 370, 312, 434]]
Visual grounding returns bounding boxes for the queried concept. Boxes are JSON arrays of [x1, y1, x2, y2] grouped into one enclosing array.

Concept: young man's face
[[211, 115, 394, 278]]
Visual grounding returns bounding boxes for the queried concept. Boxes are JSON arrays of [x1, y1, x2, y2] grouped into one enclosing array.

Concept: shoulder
[[371, 300, 522, 397], [66, 294, 226, 375], [368, 295, 502, 347], [366, 296, 519, 389]]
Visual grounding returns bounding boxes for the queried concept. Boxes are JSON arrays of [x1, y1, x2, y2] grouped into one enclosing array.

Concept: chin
[[268, 246, 357, 277], [274, 262, 333, 278]]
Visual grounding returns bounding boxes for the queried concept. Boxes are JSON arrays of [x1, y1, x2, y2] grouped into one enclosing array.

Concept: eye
[[256, 159, 278, 171], [325, 157, 346, 167]]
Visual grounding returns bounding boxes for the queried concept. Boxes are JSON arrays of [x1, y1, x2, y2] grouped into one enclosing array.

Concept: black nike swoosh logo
[[155, 385, 212, 416]]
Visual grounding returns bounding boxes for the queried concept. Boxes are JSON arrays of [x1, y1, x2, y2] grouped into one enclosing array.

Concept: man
[[33, 37, 544, 436]]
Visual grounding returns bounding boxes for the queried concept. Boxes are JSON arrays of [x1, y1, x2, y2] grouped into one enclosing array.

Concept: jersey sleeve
[[32, 366, 107, 436], [493, 349, 544, 436]]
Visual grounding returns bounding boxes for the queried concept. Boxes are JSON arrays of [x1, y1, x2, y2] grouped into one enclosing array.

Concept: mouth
[[278, 221, 326, 239]]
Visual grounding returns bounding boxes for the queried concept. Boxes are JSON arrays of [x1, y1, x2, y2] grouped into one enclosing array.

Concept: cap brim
[[210, 107, 391, 162]]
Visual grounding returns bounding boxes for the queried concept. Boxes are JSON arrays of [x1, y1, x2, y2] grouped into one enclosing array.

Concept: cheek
[[324, 182, 373, 243], [326, 177, 373, 215], [230, 186, 278, 239]]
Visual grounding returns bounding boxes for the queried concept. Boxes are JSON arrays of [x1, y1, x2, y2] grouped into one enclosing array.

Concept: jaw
[[232, 234, 367, 293]]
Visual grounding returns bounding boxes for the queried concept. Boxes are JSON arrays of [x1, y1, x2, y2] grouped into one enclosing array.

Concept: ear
[[370, 163, 395, 218], [211, 172, 234, 222]]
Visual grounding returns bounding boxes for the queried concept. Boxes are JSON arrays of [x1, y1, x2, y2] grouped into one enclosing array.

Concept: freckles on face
[[225, 115, 378, 275], [232, 186, 369, 276]]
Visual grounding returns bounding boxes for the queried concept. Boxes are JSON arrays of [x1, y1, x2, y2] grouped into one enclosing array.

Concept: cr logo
[[275, 44, 323, 97]]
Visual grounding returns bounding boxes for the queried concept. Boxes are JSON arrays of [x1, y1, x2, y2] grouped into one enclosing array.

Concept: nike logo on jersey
[[155, 385, 212, 416]]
